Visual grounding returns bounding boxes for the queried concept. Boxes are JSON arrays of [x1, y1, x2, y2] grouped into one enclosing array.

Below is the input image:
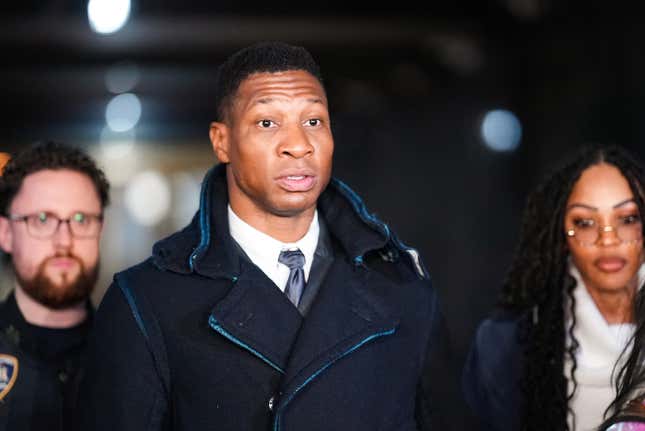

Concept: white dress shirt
[[228, 205, 319, 292]]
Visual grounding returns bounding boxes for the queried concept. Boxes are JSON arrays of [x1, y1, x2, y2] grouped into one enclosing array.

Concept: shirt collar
[[227, 205, 319, 282]]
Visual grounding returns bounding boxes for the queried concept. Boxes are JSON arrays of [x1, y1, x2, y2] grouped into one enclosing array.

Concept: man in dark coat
[[77, 41, 452, 430], [0, 141, 110, 431]]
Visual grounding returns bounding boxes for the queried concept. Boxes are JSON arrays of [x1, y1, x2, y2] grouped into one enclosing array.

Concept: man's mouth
[[277, 175, 316, 192], [47, 256, 80, 271]]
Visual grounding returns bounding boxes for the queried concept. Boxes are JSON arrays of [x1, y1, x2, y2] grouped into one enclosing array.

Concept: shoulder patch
[[0, 354, 18, 401]]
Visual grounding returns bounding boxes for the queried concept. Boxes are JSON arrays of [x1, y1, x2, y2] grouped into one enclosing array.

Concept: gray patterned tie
[[278, 249, 306, 307]]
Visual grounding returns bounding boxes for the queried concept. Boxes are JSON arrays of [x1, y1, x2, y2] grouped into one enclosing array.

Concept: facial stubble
[[14, 253, 99, 309]]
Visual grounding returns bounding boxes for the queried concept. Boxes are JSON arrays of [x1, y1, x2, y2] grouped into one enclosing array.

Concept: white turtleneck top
[[564, 262, 645, 430]]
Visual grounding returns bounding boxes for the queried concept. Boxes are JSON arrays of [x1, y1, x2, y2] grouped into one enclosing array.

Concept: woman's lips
[[594, 257, 627, 273], [276, 175, 316, 192]]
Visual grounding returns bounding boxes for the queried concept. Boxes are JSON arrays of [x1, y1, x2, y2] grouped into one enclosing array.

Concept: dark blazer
[[77, 165, 452, 431], [462, 312, 524, 431]]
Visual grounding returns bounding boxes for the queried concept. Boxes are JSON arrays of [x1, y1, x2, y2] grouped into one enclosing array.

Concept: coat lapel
[[208, 261, 303, 374], [277, 258, 400, 404]]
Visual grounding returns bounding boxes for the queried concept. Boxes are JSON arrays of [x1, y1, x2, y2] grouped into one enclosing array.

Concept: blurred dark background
[[1, 0, 644, 426]]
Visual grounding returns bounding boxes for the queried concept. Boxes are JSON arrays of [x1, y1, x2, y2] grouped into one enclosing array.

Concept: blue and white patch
[[0, 354, 18, 401]]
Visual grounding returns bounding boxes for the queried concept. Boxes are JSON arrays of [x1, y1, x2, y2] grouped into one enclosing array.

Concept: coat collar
[[151, 163, 427, 280], [152, 165, 240, 280]]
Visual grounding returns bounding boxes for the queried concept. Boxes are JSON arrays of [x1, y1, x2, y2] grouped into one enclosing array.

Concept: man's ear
[[0, 216, 13, 254], [210, 122, 231, 164]]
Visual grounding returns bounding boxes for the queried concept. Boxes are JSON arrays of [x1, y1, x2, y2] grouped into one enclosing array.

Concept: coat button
[[268, 396, 275, 411]]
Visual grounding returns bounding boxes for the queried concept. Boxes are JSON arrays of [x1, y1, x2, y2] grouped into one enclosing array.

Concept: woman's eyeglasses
[[566, 215, 642, 246]]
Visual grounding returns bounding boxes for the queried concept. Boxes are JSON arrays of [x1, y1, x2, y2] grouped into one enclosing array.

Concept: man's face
[[0, 169, 103, 308], [210, 70, 334, 222]]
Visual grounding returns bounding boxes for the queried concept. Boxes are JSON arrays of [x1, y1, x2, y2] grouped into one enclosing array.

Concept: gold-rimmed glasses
[[566, 214, 642, 246]]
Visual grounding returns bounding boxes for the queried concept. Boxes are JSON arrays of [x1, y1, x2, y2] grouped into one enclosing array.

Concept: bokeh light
[[0, 153, 10, 176], [481, 109, 522, 152], [105, 93, 142, 132], [105, 62, 140, 94], [87, 0, 131, 35], [124, 171, 172, 227]]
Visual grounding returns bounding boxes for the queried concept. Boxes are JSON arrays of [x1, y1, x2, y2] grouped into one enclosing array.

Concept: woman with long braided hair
[[463, 144, 645, 431]]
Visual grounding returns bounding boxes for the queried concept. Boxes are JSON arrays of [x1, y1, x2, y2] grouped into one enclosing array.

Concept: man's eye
[[74, 212, 86, 224], [258, 119, 274, 128], [306, 119, 320, 126], [37, 212, 48, 223]]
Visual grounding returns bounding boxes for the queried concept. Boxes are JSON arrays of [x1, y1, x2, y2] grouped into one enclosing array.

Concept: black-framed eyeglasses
[[566, 215, 643, 246], [7, 211, 103, 239]]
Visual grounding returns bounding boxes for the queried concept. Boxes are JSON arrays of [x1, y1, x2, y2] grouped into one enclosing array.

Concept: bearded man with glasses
[[0, 141, 110, 431]]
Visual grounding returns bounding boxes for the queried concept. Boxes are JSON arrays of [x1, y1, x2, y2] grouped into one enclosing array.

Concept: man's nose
[[278, 124, 314, 158], [52, 220, 73, 248]]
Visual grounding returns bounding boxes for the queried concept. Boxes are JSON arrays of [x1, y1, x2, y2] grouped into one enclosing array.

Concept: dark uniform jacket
[[0, 293, 91, 431], [77, 164, 451, 430]]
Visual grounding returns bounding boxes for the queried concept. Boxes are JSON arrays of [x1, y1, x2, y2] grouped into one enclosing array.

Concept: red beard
[[14, 252, 98, 309]]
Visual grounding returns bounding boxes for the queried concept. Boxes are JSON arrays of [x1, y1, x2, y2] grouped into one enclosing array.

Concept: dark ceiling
[[0, 0, 636, 154]]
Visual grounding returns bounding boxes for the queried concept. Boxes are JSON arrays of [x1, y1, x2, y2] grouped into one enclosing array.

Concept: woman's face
[[565, 162, 644, 294]]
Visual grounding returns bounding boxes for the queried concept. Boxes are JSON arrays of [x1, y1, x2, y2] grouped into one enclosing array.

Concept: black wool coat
[[77, 165, 452, 431]]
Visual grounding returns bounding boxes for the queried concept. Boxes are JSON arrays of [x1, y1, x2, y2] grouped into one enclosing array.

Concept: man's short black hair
[[0, 140, 110, 215], [214, 41, 324, 122]]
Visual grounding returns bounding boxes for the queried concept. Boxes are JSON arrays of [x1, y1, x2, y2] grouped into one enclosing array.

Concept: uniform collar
[[0, 291, 93, 359]]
